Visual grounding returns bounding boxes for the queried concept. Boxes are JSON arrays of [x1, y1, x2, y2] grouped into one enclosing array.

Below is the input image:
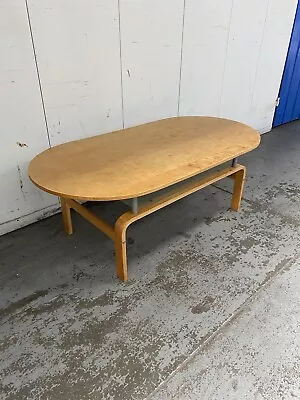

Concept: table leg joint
[[66, 199, 115, 240]]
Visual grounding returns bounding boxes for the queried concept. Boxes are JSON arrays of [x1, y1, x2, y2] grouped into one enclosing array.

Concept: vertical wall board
[[120, 0, 184, 128], [253, 0, 297, 132], [0, 0, 58, 236], [179, 0, 233, 117], [27, 0, 123, 146], [219, 0, 269, 124]]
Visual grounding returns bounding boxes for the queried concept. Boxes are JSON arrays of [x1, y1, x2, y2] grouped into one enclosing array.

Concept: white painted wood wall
[[0, 0, 297, 235]]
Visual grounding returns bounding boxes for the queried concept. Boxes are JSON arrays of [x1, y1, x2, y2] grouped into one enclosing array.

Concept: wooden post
[[231, 167, 246, 211], [115, 217, 129, 281], [60, 197, 73, 235]]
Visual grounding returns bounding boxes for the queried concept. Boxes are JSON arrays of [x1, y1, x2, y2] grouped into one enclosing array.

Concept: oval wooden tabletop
[[28, 117, 260, 201]]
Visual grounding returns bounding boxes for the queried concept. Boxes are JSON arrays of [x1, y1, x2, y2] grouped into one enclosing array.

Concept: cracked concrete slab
[[149, 257, 300, 400], [1, 121, 300, 399]]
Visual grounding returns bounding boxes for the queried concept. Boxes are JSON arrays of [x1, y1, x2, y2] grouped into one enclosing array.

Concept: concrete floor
[[1, 121, 300, 399]]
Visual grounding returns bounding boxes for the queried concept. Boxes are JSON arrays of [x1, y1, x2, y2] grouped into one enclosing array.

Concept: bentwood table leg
[[231, 167, 246, 211], [115, 214, 130, 281], [114, 210, 143, 281], [60, 197, 73, 235]]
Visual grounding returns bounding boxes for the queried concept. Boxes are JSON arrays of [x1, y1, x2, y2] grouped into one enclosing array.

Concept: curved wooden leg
[[60, 197, 73, 234], [231, 167, 246, 211], [115, 215, 130, 281]]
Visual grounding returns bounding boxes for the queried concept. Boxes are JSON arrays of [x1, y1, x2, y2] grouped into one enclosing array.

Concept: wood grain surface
[[28, 117, 260, 201]]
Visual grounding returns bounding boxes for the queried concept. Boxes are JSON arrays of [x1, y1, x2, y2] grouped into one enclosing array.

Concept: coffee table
[[28, 117, 260, 281]]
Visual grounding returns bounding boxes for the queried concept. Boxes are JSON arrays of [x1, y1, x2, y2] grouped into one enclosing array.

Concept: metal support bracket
[[132, 197, 139, 214], [232, 158, 238, 168]]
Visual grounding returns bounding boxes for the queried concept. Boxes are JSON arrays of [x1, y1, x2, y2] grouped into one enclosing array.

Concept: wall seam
[[25, 0, 51, 148], [177, 0, 186, 116], [218, 0, 234, 117], [250, 0, 270, 108], [118, 0, 125, 129]]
